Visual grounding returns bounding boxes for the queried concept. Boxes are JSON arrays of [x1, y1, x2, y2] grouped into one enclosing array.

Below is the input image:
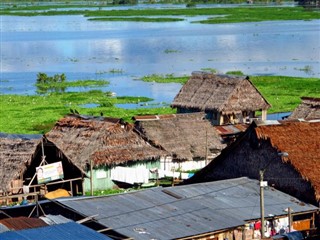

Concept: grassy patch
[[0, 91, 175, 134], [139, 73, 189, 84], [226, 70, 245, 76], [35, 79, 109, 94], [201, 68, 217, 73], [251, 76, 320, 113]]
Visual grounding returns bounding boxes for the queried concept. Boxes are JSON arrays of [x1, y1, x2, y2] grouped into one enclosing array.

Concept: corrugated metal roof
[[214, 124, 248, 136], [0, 223, 10, 233], [0, 222, 113, 240], [0, 133, 42, 140], [58, 177, 318, 240], [0, 217, 47, 230], [40, 214, 72, 225]]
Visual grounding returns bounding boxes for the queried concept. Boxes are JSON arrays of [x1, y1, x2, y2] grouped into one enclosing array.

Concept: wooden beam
[[76, 214, 99, 224], [97, 227, 112, 233], [0, 192, 39, 201]]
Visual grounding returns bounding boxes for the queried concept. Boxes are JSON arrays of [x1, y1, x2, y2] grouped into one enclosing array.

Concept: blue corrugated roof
[[0, 222, 112, 240], [0, 133, 42, 140], [59, 177, 318, 240]]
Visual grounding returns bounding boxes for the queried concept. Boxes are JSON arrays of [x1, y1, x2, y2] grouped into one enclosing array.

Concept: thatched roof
[[0, 134, 41, 193], [171, 72, 271, 114], [189, 120, 320, 203], [288, 97, 320, 120], [45, 115, 167, 170], [134, 112, 226, 161], [254, 121, 320, 201]]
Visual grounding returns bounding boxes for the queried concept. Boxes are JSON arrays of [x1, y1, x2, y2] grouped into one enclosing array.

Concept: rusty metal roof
[[0, 217, 47, 230], [214, 124, 248, 136]]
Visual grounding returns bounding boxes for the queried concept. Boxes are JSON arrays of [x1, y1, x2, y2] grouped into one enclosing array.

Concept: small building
[[0, 133, 86, 202], [50, 177, 319, 240], [134, 112, 226, 174], [171, 72, 271, 125], [44, 114, 168, 191], [187, 120, 320, 206], [0, 133, 41, 198], [288, 97, 320, 120]]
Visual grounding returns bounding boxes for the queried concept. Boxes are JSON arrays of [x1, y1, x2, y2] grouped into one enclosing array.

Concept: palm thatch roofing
[[288, 97, 320, 120], [189, 120, 320, 203], [254, 120, 320, 201], [171, 72, 271, 114], [0, 133, 41, 193], [44, 114, 167, 170], [134, 112, 226, 161]]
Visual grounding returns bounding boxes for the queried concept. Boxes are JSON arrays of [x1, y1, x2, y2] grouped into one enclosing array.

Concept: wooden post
[[261, 109, 267, 121], [70, 180, 73, 196], [260, 170, 265, 238], [76, 183, 79, 196], [288, 207, 292, 232], [205, 129, 208, 165], [36, 194, 39, 217], [311, 212, 315, 228], [82, 177, 85, 196], [90, 159, 93, 196], [219, 113, 224, 125]]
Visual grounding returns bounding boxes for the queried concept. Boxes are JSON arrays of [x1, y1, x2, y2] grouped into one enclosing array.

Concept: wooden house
[[171, 72, 271, 125], [44, 114, 168, 191], [0, 133, 84, 202], [187, 120, 320, 206], [288, 97, 320, 120], [0, 134, 41, 198], [133, 112, 226, 175]]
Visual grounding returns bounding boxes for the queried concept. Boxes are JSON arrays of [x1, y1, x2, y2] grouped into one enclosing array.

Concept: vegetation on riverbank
[[1, 73, 319, 134], [1, 6, 319, 23]]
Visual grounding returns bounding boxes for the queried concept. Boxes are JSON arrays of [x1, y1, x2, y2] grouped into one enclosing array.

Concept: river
[[1, 10, 319, 105]]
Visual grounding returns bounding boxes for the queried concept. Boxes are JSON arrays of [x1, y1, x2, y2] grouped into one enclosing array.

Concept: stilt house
[[0, 133, 85, 202], [171, 72, 271, 125]]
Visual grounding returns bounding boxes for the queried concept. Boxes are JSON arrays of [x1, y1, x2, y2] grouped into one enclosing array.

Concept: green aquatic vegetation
[[1, 7, 319, 24], [251, 76, 320, 113], [109, 68, 124, 73], [294, 65, 313, 75], [225, 70, 245, 76], [140, 73, 189, 83], [194, 7, 320, 24], [35, 79, 110, 94], [0, 91, 174, 134], [201, 68, 217, 73]]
